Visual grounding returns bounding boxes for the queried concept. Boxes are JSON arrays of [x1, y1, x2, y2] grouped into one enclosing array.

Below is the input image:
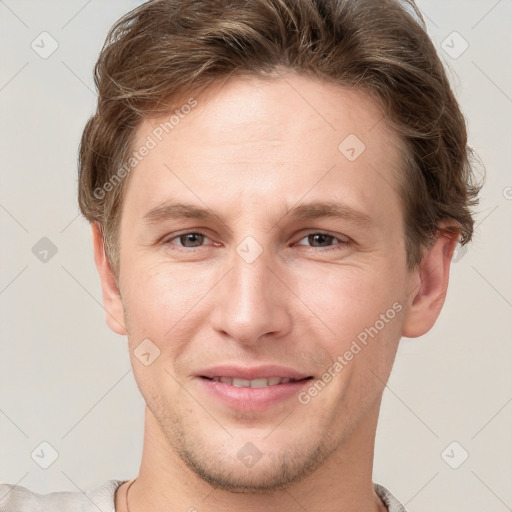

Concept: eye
[[162, 231, 350, 251], [164, 232, 212, 249], [296, 232, 350, 250]]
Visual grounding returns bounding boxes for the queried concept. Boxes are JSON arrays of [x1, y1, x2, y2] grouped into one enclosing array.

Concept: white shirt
[[0, 479, 407, 511]]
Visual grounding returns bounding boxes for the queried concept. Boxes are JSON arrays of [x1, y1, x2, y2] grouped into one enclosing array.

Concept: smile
[[203, 376, 308, 387]]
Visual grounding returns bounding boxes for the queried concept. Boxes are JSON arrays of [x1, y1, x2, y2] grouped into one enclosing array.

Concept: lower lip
[[197, 377, 312, 411]]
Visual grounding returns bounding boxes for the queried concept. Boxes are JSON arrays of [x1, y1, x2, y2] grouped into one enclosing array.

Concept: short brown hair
[[78, 0, 481, 276]]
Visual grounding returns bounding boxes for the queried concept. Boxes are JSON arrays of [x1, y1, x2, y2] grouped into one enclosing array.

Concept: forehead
[[122, 72, 404, 224]]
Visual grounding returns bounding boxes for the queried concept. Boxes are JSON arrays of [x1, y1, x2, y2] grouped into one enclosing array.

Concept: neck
[[120, 402, 387, 512]]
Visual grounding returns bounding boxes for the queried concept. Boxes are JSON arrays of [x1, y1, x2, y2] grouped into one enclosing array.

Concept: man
[[0, 0, 480, 510]]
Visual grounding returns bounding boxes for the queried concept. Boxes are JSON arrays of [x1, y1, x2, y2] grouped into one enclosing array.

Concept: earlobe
[[91, 223, 127, 336], [401, 229, 459, 338]]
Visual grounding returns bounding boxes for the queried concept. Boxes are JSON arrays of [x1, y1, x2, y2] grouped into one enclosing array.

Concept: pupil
[[310, 234, 332, 247], [181, 233, 203, 247]]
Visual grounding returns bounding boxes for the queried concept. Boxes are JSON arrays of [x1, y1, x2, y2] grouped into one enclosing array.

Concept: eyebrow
[[142, 200, 373, 228]]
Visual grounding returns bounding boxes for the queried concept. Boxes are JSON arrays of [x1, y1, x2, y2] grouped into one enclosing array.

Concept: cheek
[[126, 261, 190, 307], [122, 266, 206, 405], [294, 261, 406, 347], [121, 263, 214, 349]]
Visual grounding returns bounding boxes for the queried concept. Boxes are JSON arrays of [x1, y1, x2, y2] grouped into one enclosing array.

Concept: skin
[[92, 70, 458, 512]]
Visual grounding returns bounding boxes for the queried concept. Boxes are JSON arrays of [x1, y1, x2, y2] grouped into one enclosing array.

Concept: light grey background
[[0, 1, 511, 510]]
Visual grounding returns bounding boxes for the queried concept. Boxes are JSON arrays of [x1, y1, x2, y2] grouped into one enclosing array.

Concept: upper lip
[[198, 365, 311, 380]]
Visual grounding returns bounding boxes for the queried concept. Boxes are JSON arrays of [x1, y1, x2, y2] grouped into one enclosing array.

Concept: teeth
[[248, 378, 268, 388], [210, 376, 298, 387], [232, 378, 251, 387]]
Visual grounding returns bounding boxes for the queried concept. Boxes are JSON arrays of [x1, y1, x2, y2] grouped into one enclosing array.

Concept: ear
[[401, 228, 459, 338], [91, 223, 127, 336]]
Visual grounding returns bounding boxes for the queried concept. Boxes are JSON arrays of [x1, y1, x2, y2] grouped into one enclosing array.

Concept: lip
[[197, 364, 311, 380], [196, 365, 313, 411]]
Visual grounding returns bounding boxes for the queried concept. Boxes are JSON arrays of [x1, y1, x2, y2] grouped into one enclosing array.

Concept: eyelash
[[162, 231, 350, 252]]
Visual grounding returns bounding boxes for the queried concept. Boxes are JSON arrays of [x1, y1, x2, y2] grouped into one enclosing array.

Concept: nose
[[209, 243, 293, 346]]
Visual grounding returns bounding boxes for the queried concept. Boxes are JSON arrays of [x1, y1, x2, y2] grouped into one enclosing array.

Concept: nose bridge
[[211, 237, 291, 344]]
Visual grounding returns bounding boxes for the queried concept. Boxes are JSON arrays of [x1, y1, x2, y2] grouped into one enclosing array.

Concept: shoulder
[[0, 479, 124, 512], [373, 482, 408, 512]]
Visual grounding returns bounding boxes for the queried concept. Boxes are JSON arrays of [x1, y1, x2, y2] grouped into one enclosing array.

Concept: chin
[[169, 426, 336, 493]]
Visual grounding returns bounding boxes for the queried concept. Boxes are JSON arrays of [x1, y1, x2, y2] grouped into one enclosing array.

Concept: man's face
[[114, 72, 415, 490]]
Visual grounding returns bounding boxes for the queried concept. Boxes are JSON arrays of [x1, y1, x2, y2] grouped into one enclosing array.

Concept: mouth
[[197, 375, 314, 411], [200, 376, 313, 387]]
